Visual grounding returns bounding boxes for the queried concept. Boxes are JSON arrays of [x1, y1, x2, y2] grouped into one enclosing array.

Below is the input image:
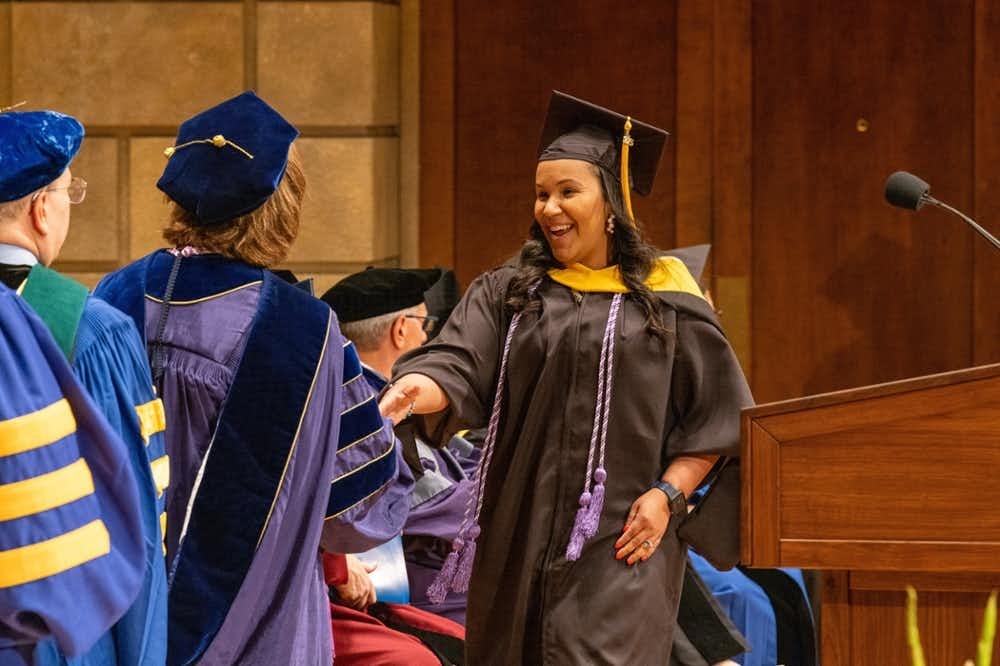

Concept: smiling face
[[534, 159, 610, 269]]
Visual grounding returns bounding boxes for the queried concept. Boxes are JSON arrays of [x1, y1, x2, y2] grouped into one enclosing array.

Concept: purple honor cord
[[427, 291, 624, 604], [565, 293, 622, 560]]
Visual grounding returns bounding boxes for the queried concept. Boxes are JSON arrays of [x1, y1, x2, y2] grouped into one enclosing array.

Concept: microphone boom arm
[[924, 195, 1000, 252]]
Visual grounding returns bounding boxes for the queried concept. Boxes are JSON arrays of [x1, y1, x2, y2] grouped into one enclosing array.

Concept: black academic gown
[[394, 261, 752, 665]]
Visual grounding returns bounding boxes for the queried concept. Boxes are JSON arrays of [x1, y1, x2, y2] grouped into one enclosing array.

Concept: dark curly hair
[[506, 163, 671, 342]]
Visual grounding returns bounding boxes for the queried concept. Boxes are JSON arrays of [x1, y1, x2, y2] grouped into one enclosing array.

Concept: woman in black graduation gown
[[382, 92, 753, 665]]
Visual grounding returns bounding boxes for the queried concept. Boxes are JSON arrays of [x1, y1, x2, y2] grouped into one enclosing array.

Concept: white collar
[[0, 243, 39, 267]]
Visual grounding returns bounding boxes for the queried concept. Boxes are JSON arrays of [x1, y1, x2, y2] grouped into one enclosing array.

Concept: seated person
[[322, 267, 469, 664], [688, 551, 816, 666], [323, 267, 477, 625]]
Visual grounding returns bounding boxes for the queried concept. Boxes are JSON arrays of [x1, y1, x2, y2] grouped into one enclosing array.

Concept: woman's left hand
[[615, 489, 670, 565]]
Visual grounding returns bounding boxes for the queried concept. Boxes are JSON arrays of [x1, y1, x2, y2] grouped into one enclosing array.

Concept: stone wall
[[1, 0, 417, 294]]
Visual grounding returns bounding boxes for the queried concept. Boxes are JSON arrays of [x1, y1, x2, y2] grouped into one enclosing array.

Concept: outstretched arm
[[378, 372, 449, 423]]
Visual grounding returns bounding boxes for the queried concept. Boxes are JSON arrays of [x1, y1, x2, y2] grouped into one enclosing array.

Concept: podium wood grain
[[743, 364, 1000, 664]]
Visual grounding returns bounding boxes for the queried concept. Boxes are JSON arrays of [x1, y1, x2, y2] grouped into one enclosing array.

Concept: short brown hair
[[162, 143, 306, 267]]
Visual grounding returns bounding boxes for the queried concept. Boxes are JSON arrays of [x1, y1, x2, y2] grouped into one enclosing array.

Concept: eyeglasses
[[404, 314, 439, 333], [31, 176, 87, 205]]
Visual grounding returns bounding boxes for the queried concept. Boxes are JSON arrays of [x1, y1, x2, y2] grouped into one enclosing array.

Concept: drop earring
[[606, 215, 616, 234]]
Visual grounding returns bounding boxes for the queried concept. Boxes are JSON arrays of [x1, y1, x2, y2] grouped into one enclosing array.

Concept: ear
[[389, 315, 407, 351], [29, 194, 48, 236]]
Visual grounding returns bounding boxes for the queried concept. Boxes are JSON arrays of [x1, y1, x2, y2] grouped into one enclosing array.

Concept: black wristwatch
[[653, 481, 687, 518]]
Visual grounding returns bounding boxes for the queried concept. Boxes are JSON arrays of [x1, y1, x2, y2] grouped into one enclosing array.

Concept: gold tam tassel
[[163, 134, 254, 160], [1, 101, 27, 113], [620, 116, 636, 226]]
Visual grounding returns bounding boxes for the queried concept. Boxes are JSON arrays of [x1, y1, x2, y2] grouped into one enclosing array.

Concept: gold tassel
[[620, 116, 636, 227], [1, 101, 27, 113], [164, 134, 254, 160]]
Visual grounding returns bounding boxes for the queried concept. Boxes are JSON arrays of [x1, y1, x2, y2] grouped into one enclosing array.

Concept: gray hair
[[339, 304, 421, 352], [0, 194, 31, 224]]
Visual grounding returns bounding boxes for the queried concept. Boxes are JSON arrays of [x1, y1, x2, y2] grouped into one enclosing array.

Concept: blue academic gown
[[0, 284, 145, 665], [32, 297, 169, 666], [0, 246, 168, 666], [689, 550, 813, 666]]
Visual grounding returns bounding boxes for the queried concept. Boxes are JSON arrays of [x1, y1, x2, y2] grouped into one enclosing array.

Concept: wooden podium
[[742, 364, 1000, 665]]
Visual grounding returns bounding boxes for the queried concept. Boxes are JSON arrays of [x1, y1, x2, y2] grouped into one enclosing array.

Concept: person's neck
[[356, 347, 396, 381], [0, 227, 41, 264], [562, 248, 614, 271]]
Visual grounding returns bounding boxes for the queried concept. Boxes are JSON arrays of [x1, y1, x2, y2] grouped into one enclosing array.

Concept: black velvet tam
[[157, 91, 299, 226], [0, 110, 83, 203], [321, 267, 442, 323], [537, 90, 669, 196]]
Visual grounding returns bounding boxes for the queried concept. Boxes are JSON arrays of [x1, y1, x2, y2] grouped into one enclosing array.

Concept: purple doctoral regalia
[[96, 251, 409, 666]]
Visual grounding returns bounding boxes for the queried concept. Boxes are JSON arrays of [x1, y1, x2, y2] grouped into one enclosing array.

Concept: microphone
[[884, 171, 1000, 252]]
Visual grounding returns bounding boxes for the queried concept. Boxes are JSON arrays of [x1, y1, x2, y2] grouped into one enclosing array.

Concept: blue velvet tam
[[0, 110, 84, 203], [157, 91, 299, 226]]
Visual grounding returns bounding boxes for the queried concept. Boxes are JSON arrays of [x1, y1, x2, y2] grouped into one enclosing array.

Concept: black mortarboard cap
[[422, 268, 461, 339], [537, 91, 669, 198], [321, 267, 443, 323], [663, 244, 711, 282]]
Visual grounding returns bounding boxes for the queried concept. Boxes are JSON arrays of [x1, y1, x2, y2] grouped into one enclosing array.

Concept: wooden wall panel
[[447, 2, 678, 288], [421, 0, 988, 399], [674, 1, 714, 251], [709, 1, 753, 374], [420, 2, 1000, 662], [418, 0, 455, 270], [974, 0, 1000, 365], [751, 1, 974, 402], [675, 1, 753, 375]]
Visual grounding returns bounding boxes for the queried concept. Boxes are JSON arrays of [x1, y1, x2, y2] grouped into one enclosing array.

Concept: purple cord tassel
[[565, 468, 609, 561], [565, 491, 593, 561], [427, 287, 538, 602], [582, 468, 607, 539], [427, 536, 464, 604], [452, 525, 480, 592], [564, 294, 621, 562]]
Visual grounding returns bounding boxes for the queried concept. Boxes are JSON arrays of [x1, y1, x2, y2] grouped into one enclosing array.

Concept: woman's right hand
[[378, 383, 421, 425], [378, 373, 449, 424]]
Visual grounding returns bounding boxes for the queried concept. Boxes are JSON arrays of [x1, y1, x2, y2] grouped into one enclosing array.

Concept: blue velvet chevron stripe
[[325, 439, 397, 518], [326, 343, 396, 515], [338, 395, 384, 451], [342, 342, 363, 383], [95, 253, 341, 666], [166, 269, 331, 665], [361, 365, 388, 392]]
